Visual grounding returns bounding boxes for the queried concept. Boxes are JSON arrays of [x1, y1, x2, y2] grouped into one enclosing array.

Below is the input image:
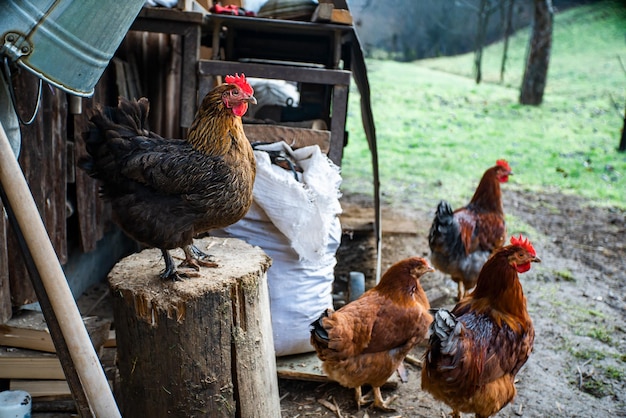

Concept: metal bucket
[[0, 0, 145, 97]]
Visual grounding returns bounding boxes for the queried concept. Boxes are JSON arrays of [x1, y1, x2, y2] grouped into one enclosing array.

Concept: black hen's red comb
[[510, 235, 536, 256]]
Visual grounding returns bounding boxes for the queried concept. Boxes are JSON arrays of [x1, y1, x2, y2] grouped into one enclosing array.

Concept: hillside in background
[[349, 0, 600, 61], [342, 0, 626, 209]]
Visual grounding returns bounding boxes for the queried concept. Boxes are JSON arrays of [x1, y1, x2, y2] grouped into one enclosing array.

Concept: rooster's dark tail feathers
[[428, 200, 458, 250], [429, 308, 461, 355], [310, 308, 332, 345]]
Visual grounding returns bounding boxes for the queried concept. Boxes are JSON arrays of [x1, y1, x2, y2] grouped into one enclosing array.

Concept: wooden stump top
[[108, 236, 280, 417], [107, 236, 272, 324]]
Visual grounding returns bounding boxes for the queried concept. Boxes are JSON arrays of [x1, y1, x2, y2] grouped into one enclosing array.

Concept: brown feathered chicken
[[310, 257, 434, 411], [80, 74, 257, 281], [429, 159, 512, 300], [422, 235, 539, 418]]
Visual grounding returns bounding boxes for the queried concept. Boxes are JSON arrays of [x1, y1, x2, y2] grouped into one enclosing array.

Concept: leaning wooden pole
[[0, 122, 121, 417]]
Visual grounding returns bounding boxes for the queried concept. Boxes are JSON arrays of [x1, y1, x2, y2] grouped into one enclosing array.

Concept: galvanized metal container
[[0, 0, 145, 96]]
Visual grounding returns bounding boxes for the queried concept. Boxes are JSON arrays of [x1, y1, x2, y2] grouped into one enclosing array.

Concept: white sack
[[214, 142, 342, 356]]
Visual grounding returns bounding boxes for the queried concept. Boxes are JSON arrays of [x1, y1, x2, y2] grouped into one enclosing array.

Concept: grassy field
[[342, 0, 626, 209]]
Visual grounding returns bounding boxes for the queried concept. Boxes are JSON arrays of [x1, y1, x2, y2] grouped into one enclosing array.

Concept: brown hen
[[80, 74, 257, 281], [428, 159, 512, 300], [422, 235, 539, 418], [310, 257, 434, 411]]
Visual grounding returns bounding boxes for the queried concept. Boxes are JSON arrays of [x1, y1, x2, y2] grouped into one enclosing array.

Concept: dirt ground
[[278, 189, 626, 418]]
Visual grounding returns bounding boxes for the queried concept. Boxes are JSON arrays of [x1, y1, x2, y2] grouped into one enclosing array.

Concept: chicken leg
[[180, 244, 218, 271], [371, 386, 398, 411], [159, 244, 218, 281], [160, 249, 183, 281], [455, 279, 465, 301], [354, 386, 398, 412]]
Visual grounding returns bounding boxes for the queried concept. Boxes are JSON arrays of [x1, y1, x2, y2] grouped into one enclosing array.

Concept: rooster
[[422, 235, 540, 418], [80, 74, 257, 281], [429, 159, 512, 300], [310, 257, 434, 411]]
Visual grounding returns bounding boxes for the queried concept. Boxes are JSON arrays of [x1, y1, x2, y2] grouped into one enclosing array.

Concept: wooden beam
[[198, 60, 351, 86]]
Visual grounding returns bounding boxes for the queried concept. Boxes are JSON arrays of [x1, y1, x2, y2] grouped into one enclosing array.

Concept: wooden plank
[[73, 110, 99, 253], [74, 72, 116, 254], [198, 60, 351, 86], [164, 35, 180, 138], [42, 87, 67, 264], [0, 310, 111, 354], [276, 352, 398, 389], [7, 70, 42, 306], [243, 124, 330, 154], [330, 9, 353, 25], [311, 3, 334, 22], [0, 202, 10, 323], [10, 380, 71, 398], [0, 349, 64, 380], [276, 352, 328, 382], [11, 379, 114, 399], [0, 325, 54, 353], [328, 83, 348, 166], [104, 330, 116, 348]]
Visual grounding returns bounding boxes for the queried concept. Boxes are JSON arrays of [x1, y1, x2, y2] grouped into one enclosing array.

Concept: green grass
[[343, 0, 626, 209], [587, 326, 614, 344]]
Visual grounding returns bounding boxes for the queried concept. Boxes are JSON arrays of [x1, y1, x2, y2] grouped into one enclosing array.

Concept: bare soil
[[278, 189, 626, 418]]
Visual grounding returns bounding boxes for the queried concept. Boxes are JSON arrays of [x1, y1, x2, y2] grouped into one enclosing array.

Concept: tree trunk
[[617, 104, 626, 152], [500, 0, 515, 82], [109, 236, 280, 418], [520, 0, 553, 105]]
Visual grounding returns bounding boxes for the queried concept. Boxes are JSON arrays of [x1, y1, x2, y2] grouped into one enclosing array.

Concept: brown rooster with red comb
[[80, 74, 257, 281], [422, 235, 540, 418], [428, 159, 513, 300]]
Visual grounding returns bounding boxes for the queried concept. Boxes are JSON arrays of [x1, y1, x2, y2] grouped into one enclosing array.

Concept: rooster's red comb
[[496, 159, 511, 172], [510, 235, 536, 256], [224, 73, 253, 96]]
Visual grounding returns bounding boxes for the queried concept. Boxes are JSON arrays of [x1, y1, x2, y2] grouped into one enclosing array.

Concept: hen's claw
[[371, 387, 397, 412], [160, 249, 189, 281], [179, 244, 219, 271]]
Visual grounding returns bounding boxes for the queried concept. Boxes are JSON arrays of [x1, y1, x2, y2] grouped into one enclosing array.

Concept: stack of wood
[[0, 306, 112, 413]]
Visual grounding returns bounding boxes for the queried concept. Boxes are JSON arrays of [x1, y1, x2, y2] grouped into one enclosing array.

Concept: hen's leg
[[371, 386, 397, 411], [159, 249, 189, 281], [456, 280, 465, 301], [179, 244, 218, 271], [354, 386, 368, 410]]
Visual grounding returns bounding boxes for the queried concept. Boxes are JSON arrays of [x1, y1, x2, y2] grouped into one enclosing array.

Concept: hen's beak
[[246, 95, 257, 105], [531, 255, 541, 263]]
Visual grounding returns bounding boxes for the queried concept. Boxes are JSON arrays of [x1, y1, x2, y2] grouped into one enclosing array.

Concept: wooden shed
[[0, 1, 378, 415]]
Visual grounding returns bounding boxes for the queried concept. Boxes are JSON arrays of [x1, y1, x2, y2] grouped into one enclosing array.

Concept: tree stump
[[108, 236, 279, 418]]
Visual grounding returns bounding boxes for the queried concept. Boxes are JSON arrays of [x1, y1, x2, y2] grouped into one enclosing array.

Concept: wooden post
[[108, 236, 280, 418]]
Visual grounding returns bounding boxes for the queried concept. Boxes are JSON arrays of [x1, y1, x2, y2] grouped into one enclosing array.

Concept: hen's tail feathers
[[79, 97, 151, 182], [429, 308, 462, 356], [310, 309, 331, 345], [428, 200, 460, 253], [97, 97, 151, 140]]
